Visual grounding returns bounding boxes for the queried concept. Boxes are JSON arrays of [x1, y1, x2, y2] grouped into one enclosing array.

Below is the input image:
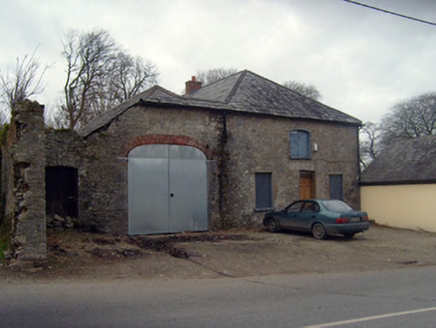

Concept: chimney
[[185, 76, 202, 95]]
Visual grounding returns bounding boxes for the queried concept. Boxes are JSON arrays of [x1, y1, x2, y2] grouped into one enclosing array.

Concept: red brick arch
[[120, 134, 211, 159]]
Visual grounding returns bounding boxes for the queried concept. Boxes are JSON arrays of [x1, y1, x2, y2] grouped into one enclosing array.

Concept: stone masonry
[[81, 105, 224, 233], [3, 100, 47, 268]]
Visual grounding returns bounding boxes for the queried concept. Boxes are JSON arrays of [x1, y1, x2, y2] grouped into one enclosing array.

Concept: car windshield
[[321, 200, 353, 213]]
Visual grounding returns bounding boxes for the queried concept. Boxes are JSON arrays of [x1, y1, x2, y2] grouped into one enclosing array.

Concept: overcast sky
[[1, 0, 435, 123]]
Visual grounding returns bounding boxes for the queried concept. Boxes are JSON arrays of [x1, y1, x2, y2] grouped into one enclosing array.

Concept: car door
[[280, 201, 304, 229], [292, 201, 320, 231]]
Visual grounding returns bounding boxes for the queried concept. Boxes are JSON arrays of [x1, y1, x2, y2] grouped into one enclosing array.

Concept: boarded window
[[329, 174, 343, 200], [255, 173, 272, 209], [289, 129, 310, 159]]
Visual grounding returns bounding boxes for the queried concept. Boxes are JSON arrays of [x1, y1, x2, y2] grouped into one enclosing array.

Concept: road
[[1, 266, 435, 327]]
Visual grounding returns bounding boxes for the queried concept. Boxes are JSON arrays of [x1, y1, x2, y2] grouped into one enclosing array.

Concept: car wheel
[[312, 223, 327, 240], [267, 218, 280, 233], [343, 233, 355, 239]]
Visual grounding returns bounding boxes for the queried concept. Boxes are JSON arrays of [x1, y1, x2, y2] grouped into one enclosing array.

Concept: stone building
[[2, 70, 362, 266], [76, 69, 362, 234]]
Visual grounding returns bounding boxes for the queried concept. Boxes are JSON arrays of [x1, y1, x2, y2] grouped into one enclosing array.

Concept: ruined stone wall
[[221, 113, 360, 227], [2, 100, 47, 268], [82, 105, 224, 234]]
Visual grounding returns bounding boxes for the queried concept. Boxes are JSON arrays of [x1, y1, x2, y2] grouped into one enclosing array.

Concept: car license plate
[[350, 217, 360, 222]]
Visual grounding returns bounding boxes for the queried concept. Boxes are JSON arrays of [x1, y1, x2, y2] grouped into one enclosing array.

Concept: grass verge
[[0, 223, 9, 262]]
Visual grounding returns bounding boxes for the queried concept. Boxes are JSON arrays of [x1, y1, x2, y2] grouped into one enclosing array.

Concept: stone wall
[[46, 129, 86, 168], [222, 113, 360, 227], [82, 105, 224, 233], [2, 100, 47, 268]]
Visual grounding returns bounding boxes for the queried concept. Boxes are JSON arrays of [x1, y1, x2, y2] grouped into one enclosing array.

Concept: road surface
[[1, 266, 435, 327]]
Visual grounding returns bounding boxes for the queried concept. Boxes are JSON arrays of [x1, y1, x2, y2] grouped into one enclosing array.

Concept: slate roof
[[360, 135, 436, 185], [78, 70, 361, 137], [78, 85, 181, 137], [184, 70, 360, 124]]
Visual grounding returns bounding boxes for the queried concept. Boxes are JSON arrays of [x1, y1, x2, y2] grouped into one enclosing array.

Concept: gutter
[[360, 179, 436, 186], [218, 110, 228, 214]]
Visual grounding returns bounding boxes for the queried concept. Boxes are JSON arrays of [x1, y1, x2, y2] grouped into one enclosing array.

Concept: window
[[301, 201, 319, 213], [286, 201, 304, 213], [329, 174, 343, 200], [255, 173, 272, 210], [321, 199, 352, 212], [289, 129, 310, 159]]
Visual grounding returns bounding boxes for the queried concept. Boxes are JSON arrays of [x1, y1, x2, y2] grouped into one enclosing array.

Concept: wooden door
[[299, 172, 314, 199]]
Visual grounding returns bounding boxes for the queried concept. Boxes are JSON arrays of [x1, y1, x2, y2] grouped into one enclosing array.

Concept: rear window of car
[[321, 200, 353, 213]]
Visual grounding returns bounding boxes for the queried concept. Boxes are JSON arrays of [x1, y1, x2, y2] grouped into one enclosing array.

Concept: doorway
[[299, 171, 314, 199], [128, 144, 208, 235], [46, 166, 78, 218]]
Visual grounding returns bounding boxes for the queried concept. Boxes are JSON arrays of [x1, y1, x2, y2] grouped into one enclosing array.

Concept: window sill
[[254, 207, 275, 212]]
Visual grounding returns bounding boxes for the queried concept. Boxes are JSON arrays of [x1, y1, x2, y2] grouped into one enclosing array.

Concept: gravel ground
[[1, 224, 436, 281]]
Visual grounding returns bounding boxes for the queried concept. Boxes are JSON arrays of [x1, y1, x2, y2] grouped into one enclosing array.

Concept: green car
[[263, 199, 370, 239]]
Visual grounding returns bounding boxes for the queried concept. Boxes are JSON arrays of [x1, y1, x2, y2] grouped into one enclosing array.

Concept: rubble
[[128, 233, 251, 259], [88, 247, 141, 259], [47, 215, 76, 231]]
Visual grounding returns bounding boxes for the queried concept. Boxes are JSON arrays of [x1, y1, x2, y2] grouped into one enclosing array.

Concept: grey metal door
[[128, 144, 207, 234]]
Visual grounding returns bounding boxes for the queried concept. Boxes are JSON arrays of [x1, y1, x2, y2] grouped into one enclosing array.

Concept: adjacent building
[[361, 135, 436, 232]]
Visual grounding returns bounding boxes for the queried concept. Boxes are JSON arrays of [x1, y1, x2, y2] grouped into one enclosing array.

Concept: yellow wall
[[361, 184, 436, 232]]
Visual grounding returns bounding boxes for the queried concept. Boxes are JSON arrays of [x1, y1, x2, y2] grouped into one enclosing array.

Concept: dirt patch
[[1, 224, 436, 281]]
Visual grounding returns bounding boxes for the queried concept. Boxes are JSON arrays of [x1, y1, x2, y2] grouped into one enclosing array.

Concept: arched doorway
[[128, 144, 208, 234]]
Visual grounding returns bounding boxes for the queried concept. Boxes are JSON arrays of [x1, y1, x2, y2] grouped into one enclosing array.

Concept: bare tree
[[60, 29, 158, 129], [0, 51, 47, 121], [282, 80, 322, 101], [195, 68, 238, 86], [61, 29, 117, 129], [105, 52, 158, 110], [359, 121, 381, 169], [380, 92, 436, 146]]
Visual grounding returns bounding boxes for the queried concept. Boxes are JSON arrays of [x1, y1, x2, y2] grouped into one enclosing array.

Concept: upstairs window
[[289, 129, 310, 159]]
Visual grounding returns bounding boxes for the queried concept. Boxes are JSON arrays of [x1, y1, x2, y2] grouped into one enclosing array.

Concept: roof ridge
[[183, 70, 244, 98], [146, 85, 181, 99], [224, 70, 248, 103]]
